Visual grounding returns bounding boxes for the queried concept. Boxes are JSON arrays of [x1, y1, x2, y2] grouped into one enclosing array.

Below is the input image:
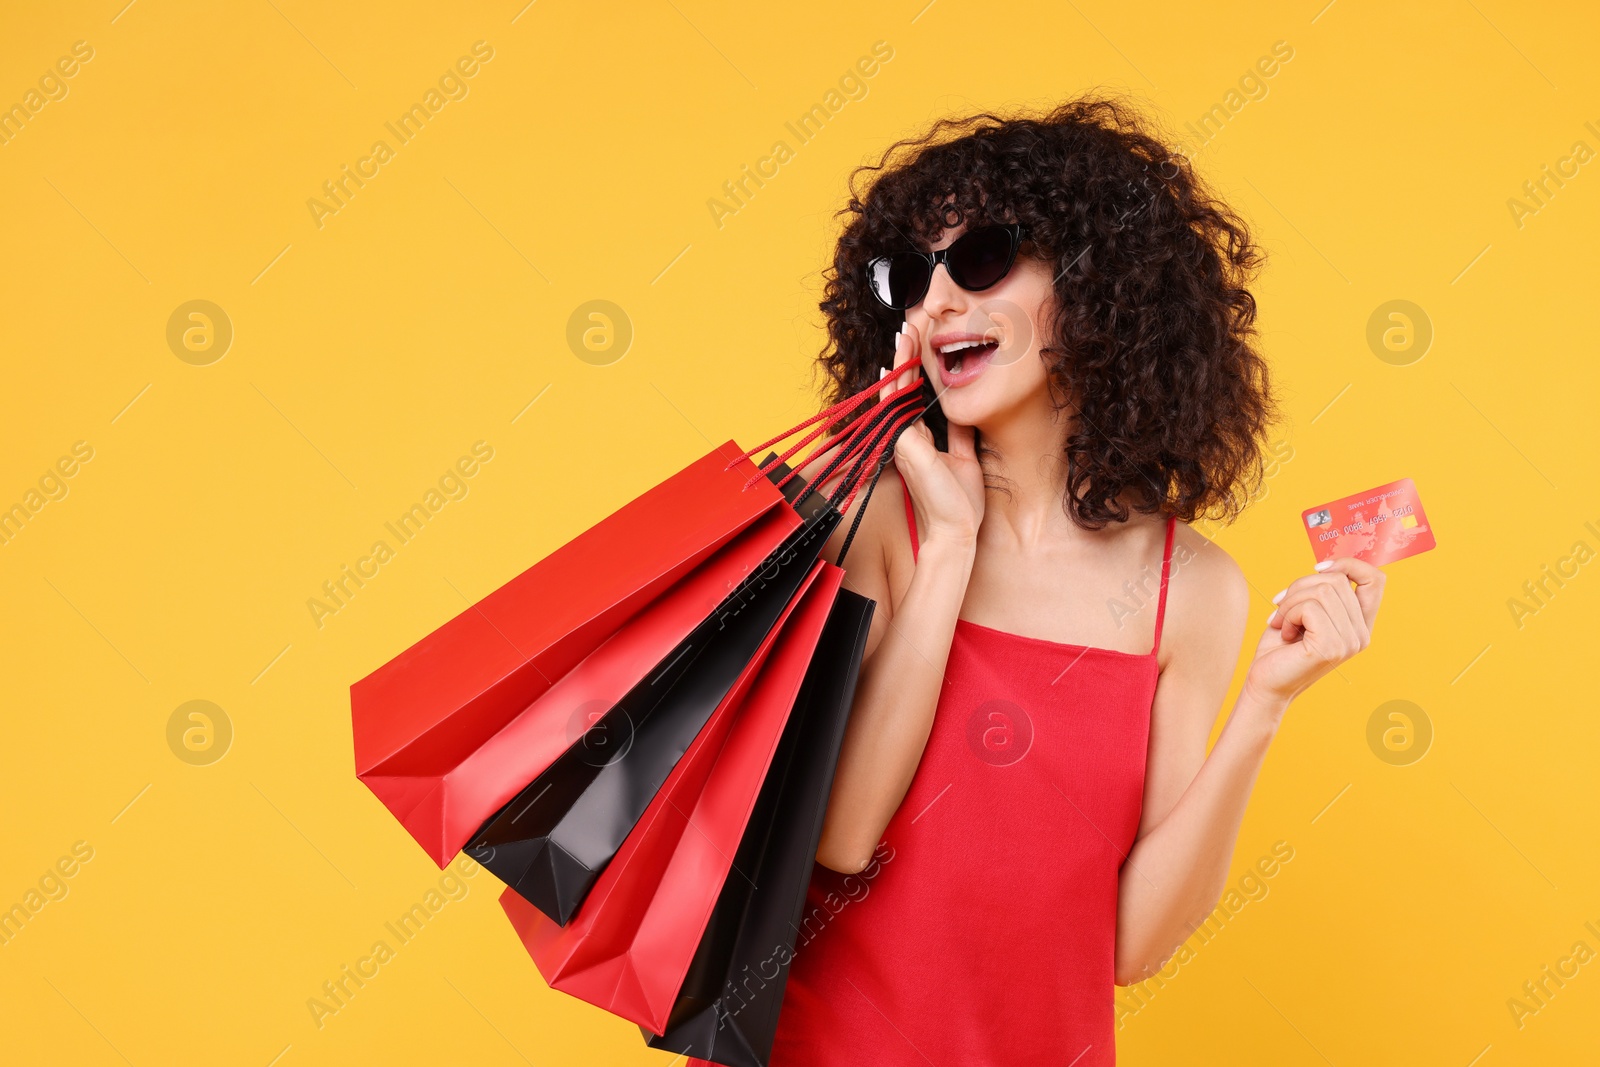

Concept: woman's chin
[[936, 376, 1049, 436], [936, 389, 1000, 431]]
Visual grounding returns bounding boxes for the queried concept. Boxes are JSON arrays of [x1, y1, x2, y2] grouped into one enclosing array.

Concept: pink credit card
[[1302, 478, 1436, 566]]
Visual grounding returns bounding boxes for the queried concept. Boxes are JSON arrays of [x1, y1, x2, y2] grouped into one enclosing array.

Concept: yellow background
[[2, 0, 1596, 1063]]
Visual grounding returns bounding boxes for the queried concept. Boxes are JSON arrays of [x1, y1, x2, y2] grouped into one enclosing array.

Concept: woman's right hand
[[817, 322, 983, 872], [882, 321, 985, 549]]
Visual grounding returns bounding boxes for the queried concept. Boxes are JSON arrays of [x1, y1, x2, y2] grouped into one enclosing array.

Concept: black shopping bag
[[644, 586, 874, 1067], [469, 387, 916, 926], [465, 461, 837, 925]]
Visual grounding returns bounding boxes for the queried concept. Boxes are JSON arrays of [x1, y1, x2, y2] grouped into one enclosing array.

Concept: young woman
[[753, 99, 1385, 1066]]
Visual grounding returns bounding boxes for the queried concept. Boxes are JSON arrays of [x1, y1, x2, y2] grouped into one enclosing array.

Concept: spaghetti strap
[[1151, 515, 1177, 656], [901, 476, 919, 561]]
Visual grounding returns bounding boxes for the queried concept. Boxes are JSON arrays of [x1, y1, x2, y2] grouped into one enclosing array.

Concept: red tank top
[[755, 484, 1174, 1067]]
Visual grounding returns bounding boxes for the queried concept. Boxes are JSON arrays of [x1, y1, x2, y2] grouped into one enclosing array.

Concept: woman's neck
[[971, 392, 1081, 549]]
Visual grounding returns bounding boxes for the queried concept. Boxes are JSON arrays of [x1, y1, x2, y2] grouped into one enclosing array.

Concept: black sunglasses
[[866, 223, 1029, 310]]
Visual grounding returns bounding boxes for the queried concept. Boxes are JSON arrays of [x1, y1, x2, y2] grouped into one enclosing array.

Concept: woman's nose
[[920, 262, 964, 317]]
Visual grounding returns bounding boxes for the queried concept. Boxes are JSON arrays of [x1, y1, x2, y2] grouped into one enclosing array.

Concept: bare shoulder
[[1137, 523, 1254, 837], [1160, 521, 1252, 668]]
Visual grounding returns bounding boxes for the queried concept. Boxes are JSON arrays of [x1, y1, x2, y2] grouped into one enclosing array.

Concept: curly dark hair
[[815, 96, 1277, 529]]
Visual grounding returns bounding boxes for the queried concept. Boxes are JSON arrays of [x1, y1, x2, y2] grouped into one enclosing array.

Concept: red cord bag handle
[[726, 367, 934, 564]]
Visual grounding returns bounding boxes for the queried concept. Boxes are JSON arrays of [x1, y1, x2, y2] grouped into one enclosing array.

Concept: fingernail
[[1271, 588, 1286, 604], [900, 321, 909, 335], [1266, 609, 1278, 625], [880, 367, 887, 379], [1314, 560, 1334, 571]]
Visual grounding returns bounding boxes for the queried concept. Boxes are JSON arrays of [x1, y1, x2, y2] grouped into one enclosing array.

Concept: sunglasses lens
[[947, 226, 1018, 291], [869, 252, 932, 309]]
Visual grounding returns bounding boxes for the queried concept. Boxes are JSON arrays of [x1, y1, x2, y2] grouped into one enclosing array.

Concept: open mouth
[[935, 334, 1001, 385]]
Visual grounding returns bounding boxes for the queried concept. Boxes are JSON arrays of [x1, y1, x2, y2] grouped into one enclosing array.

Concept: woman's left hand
[[1243, 557, 1386, 708]]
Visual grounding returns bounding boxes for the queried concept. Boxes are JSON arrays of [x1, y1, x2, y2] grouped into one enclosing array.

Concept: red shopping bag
[[465, 482, 836, 924], [352, 442, 792, 866], [353, 371, 930, 868], [499, 560, 844, 1033], [645, 587, 874, 1066], [384, 503, 801, 868]]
